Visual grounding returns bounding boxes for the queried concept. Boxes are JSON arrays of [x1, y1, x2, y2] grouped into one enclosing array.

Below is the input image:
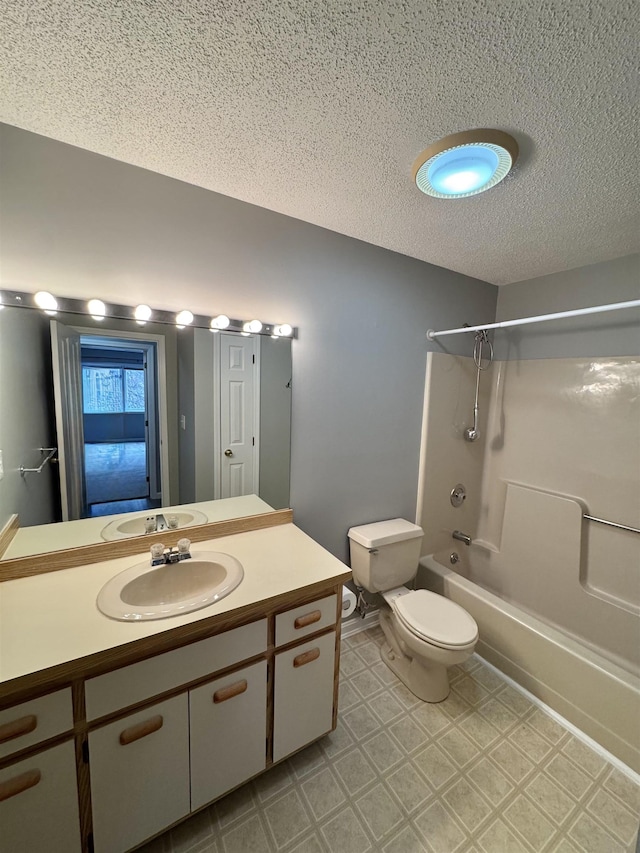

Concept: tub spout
[[452, 530, 472, 546]]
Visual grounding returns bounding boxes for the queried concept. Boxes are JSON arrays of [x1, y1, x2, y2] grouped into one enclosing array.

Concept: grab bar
[[20, 447, 57, 476], [583, 515, 640, 536]]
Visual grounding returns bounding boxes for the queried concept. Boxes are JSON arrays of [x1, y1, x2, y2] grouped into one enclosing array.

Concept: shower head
[[464, 427, 480, 442]]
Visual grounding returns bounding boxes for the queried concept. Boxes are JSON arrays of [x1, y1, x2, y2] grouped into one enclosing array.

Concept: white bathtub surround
[[417, 352, 640, 770]]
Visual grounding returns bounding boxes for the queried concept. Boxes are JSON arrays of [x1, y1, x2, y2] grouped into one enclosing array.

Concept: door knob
[[224, 449, 233, 457]]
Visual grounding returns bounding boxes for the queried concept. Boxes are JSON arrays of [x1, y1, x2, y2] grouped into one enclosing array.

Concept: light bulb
[[210, 314, 230, 331], [413, 130, 518, 199], [88, 299, 106, 320], [243, 319, 262, 334], [134, 304, 152, 325], [176, 309, 194, 329], [274, 323, 293, 337], [34, 291, 58, 315]]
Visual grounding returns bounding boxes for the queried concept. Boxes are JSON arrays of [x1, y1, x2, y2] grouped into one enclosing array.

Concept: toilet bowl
[[379, 587, 478, 702], [347, 518, 479, 703]]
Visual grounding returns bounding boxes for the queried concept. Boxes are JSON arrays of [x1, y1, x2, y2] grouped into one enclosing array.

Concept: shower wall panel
[[418, 353, 640, 676]]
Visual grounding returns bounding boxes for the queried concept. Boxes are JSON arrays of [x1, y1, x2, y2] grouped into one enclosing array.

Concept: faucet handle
[[150, 542, 165, 565], [177, 538, 191, 555]]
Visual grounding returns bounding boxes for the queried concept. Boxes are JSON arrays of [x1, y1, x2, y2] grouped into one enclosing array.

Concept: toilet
[[348, 518, 478, 702]]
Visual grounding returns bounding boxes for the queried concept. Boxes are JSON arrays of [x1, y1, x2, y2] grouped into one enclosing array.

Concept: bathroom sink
[[100, 509, 208, 541], [97, 551, 244, 621]]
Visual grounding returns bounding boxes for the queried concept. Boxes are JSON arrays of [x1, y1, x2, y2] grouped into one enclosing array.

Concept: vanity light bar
[[0, 290, 297, 339]]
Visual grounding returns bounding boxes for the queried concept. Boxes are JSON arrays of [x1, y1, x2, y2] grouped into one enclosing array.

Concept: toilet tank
[[347, 519, 424, 593]]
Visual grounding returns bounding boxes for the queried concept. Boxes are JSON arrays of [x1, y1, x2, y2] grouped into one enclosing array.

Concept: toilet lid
[[394, 590, 478, 649]]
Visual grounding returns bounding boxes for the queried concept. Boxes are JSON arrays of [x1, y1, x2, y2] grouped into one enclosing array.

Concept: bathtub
[[418, 553, 640, 774]]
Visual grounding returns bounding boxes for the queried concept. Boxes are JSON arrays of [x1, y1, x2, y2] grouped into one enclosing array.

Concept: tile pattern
[[138, 626, 640, 853]]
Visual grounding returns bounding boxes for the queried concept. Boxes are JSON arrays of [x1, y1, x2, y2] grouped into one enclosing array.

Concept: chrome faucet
[[452, 530, 472, 546], [144, 513, 170, 534], [150, 539, 192, 566]]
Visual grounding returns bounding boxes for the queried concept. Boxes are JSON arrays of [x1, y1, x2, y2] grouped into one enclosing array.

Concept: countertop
[[2, 495, 275, 559], [0, 523, 351, 690]]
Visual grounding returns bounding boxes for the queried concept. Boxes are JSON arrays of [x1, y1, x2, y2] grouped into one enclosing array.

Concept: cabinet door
[[0, 739, 81, 853], [273, 631, 336, 763], [190, 660, 267, 811], [89, 694, 189, 853]]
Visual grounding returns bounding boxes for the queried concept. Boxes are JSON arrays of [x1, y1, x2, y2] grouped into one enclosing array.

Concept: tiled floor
[[139, 625, 640, 853]]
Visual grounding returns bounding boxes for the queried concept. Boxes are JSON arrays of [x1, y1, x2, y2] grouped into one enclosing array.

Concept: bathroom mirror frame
[[0, 290, 296, 579]]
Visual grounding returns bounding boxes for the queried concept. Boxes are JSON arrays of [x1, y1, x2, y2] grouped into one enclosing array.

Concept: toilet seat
[[393, 590, 478, 650]]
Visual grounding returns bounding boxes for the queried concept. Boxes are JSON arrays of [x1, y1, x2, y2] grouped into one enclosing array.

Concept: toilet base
[[378, 612, 450, 703]]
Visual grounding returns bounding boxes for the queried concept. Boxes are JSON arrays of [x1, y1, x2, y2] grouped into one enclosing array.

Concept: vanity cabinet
[[0, 688, 74, 760], [89, 695, 190, 853], [190, 659, 267, 810], [0, 739, 81, 853], [0, 584, 346, 853], [0, 687, 81, 853], [273, 630, 337, 762], [88, 658, 269, 853]]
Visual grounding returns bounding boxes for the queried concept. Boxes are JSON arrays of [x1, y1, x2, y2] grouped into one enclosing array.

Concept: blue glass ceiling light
[[413, 129, 519, 199]]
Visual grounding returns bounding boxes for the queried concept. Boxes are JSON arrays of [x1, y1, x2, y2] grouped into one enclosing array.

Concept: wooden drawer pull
[[0, 714, 37, 745], [119, 715, 164, 746], [213, 679, 248, 704], [294, 609, 322, 629], [293, 648, 320, 668], [0, 769, 41, 802]]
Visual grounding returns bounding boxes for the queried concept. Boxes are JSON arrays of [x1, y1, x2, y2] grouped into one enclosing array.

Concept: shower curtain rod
[[426, 299, 640, 340]]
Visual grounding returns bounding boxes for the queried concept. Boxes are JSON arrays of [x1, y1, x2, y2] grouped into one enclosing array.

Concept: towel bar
[[583, 515, 640, 536], [20, 447, 57, 476]]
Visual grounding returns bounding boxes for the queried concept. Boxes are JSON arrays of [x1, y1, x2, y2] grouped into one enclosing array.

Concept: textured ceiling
[[0, 1, 638, 285]]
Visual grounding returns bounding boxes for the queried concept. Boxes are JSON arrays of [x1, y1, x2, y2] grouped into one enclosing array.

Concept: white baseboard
[[341, 609, 380, 639]]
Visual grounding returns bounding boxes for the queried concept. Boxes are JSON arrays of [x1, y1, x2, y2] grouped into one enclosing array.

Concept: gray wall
[[0, 307, 59, 530], [0, 124, 498, 560], [495, 255, 640, 360], [259, 336, 292, 510]]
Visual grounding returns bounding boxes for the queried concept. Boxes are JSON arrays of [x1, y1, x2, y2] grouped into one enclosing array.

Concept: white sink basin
[[100, 510, 208, 541], [97, 552, 244, 621]]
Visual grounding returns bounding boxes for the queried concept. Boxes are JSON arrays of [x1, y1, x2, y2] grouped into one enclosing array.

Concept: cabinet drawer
[[0, 739, 81, 853], [275, 594, 337, 647], [85, 618, 268, 721], [0, 689, 73, 761], [89, 694, 190, 853], [190, 660, 267, 811], [273, 631, 337, 763]]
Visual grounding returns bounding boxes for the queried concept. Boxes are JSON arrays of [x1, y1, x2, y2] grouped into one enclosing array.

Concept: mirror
[[0, 303, 292, 560]]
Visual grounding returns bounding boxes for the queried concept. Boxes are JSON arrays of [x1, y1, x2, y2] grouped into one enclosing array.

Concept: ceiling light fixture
[[273, 323, 293, 337], [88, 299, 106, 320], [175, 310, 194, 329], [34, 290, 59, 315], [412, 129, 519, 199], [210, 314, 231, 331], [134, 304, 152, 325]]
